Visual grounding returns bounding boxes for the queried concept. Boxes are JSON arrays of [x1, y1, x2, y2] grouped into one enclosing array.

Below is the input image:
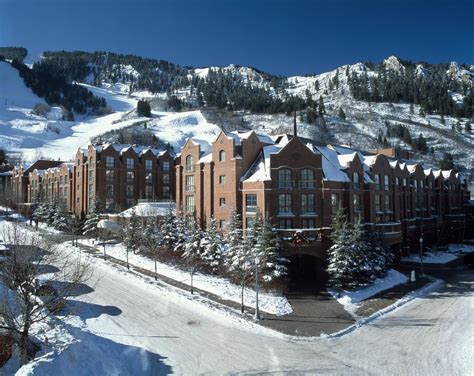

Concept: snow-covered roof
[[442, 170, 454, 179], [309, 144, 350, 182], [119, 201, 176, 218], [198, 153, 213, 163], [337, 152, 357, 168], [363, 155, 378, 167], [189, 138, 212, 154], [97, 219, 123, 233], [242, 144, 285, 182]]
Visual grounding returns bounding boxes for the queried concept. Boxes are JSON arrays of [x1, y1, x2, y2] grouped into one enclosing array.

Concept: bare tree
[[0, 222, 93, 365]]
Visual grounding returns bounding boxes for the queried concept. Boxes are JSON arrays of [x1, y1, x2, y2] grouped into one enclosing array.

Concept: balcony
[[298, 180, 317, 189]]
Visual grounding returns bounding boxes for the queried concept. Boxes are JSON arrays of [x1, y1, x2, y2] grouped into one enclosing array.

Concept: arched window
[[219, 150, 226, 162], [353, 172, 360, 189], [300, 168, 315, 189], [278, 168, 292, 189], [185, 155, 194, 172]]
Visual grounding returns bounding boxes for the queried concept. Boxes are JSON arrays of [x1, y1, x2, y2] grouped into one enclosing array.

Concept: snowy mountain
[[0, 50, 472, 176]]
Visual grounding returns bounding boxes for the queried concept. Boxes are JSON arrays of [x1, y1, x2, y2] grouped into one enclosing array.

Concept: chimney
[[293, 110, 297, 138]]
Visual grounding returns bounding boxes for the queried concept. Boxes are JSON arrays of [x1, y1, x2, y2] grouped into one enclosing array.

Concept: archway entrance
[[287, 254, 328, 293]]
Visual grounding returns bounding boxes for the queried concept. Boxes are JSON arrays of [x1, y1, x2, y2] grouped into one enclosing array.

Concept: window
[[146, 185, 153, 198], [375, 195, 382, 213], [145, 172, 153, 182], [185, 175, 195, 192], [126, 158, 134, 170], [219, 220, 225, 229], [89, 157, 94, 166], [185, 196, 195, 212], [331, 193, 339, 214], [185, 155, 194, 172], [163, 161, 171, 172], [278, 168, 292, 189], [414, 180, 418, 192], [353, 194, 362, 214], [127, 171, 134, 180], [302, 218, 315, 229], [106, 198, 114, 210], [353, 172, 360, 190], [301, 193, 315, 214], [385, 195, 391, 212], [375, 174, 382, 190], [126, 184, 134, 197], [403, 178, 407, 187], [246, 194, 257, 212], [163, 174, 169, 184], [163, 186, 170, 198], [219, 175, 226, 184], [219, 197, 226, 207], [219, 150, 226, 162], [106, 156, 115, 169], [145, 160, 153, 171], [384, 175, 390, 191], [300, 168, 314, 189], [396, 177, 401, 186], [106, 170, 114, 182], [278, 194, 292, 213], [106, 184, 114, 198], [279, 219, 292, 229]]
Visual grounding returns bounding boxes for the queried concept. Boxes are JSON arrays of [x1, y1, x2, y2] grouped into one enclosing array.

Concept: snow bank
[[401, 251, 459, 264], [328, 269, 409, 317], [78, 239, 292, 316]]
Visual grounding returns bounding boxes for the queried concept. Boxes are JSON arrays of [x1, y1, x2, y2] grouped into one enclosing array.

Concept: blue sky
[[1, 0, 473, 76]]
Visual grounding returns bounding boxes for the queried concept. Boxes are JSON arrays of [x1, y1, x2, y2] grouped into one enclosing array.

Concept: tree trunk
[[19, 324, 31, 365], [241, 282, 245, 313]]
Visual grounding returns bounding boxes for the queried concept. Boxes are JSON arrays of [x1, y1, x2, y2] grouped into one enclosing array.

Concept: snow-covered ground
[[78, 238, 292, 316], [401, 251, 460, 264], [328, 269, 409, 317]]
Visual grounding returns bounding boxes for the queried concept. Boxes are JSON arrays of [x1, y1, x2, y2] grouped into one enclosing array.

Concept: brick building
[[176, 130, 469, 283], [73, 144, 175, 216]]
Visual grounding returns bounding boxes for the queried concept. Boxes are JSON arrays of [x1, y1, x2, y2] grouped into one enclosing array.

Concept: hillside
[[0, 50, 472, 176]]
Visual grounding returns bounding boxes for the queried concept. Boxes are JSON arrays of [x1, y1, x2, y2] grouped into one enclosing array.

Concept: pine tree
[[254, 216, 287, 283], [465, 121, 472, 133], [182, 217, 204, 294], [200, 217, 224, 273], [161, 207, 178, 249], [123, 208, 143, 256], [51, 199, 70, 232], [338, 107, 346, 121], [82, 200, 102, 238]]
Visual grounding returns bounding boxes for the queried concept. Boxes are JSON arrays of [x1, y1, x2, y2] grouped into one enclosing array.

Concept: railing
[[298, 180, 317, 189]]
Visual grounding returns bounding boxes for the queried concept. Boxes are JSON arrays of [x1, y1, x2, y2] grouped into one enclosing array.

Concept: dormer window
[[185, 155, 194, 172], [219, 150, 226, 162], [353, 172, 360, 190]]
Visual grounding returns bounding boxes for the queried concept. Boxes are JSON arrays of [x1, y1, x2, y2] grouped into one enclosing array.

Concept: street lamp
[[254, 256, 261, 321], [419, 234, 424, 277]]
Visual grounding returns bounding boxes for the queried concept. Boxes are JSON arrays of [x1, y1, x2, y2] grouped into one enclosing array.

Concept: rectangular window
[[163, 185, 170, 198], [106, 198, 114, 210], [145, 160, 153, 171], [145, 172, 153, 182], [385, 195, 391, 212], [331, 193, 339, 214], [163, 161, 171, 172], [384, 175, 389, 191], [127, 171, 134, 181], [246, 194, 257, 213], [126, 184, 134, 197], [126, 158, 134, 170], [219, 197, 226, 207], [185, 175, 195, 192], [106, 156, 115, 169], [185, 196, 195, 212], [106, 170, 114, 182], [219, 175, 226, 184], [353, 194, 362, 214], [278, 194, 292, 213], [279, 219, 292, 229], [106, 184, 114, 198], [219, 220, 225, 229], [163, 174, 170, 184], [302, 218, 315, 229], [301, 193, 315, 214], [146, 185, 153, 198], [375, 174, 381, 190], [375, 194, 382, 213]]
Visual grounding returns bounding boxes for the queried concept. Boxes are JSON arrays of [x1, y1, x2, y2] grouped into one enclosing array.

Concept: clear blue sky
[[1, 0, 473, 76]]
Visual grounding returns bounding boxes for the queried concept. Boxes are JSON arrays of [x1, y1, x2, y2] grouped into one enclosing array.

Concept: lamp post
[[254, 256, 261, 321], [419, 234, 424, 277]]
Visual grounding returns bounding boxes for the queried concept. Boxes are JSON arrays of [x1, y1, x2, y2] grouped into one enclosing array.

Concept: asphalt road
[[75, 255, 473, 375]]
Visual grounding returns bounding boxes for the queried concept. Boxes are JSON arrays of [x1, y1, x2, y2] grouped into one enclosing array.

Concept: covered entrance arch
[[287, 254, 328, 293]]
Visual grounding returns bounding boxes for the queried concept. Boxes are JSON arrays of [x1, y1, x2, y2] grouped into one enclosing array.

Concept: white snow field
[[2, 220, 473, 375]]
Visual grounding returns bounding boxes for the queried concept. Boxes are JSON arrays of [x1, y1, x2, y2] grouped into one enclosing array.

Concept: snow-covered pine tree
[[365, 229, 393, 279], [161, 207, 178, 249], [226, 208, 253, 313], [82, 200, 102, 238], [123, 207, 143, 254], [174, 214, 190, 252], [51, 199, 70, 232], [255, 216, 287, 283], [181, 217, 204, 294], [200, 217, 224, 273], [143, 221, 163, 280]]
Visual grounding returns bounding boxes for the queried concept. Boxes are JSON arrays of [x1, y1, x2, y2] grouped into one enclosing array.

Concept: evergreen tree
[[82, 200, 102, 238], [465, 121, 472, 133], [161, 207, 178, 249], [137, 99, 152, 117], [254, 216, 287, 283], [338, 107, 346, 121], [439, 153, 455, 170], [123, 208, 143, 255], [51, 199, 71, 232], [182, 217, 204, 294], [0, 148, 6, 165], [200, 217, 225, 273]]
